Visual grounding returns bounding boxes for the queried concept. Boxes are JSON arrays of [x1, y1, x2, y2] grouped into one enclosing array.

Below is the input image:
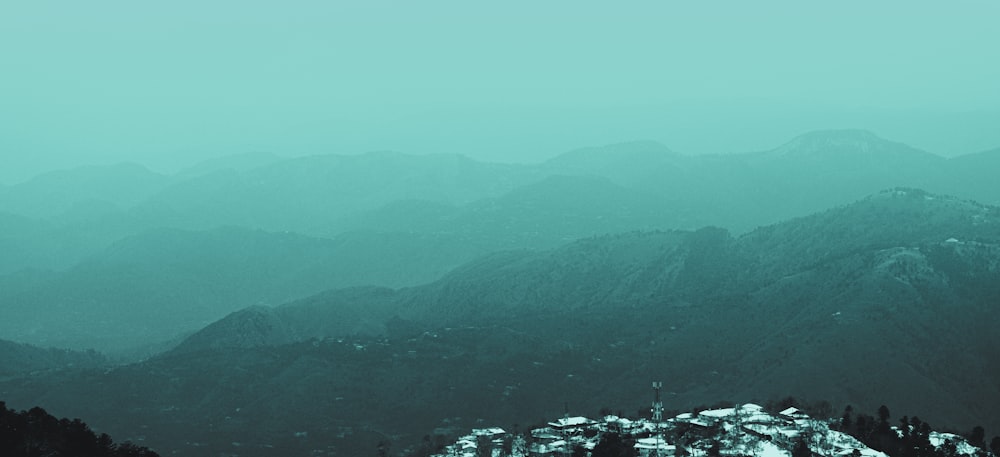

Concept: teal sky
[[2, 0, 999, 183]]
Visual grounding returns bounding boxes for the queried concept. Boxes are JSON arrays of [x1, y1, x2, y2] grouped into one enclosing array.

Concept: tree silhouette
[[708, 440, 721, 457], [840, 405, 853, 431], [591, 432, 635, 457], [500, 434, 513, 457], [918, 422, 931, 438], [877, 405, 890, 424], [475, 434, 493, 457], [855, 415, 867, 437], [792, 438, 811, 457], [840, 413, 852, 432], [968, 425, 985, 448], [0, 403, 158, 457]]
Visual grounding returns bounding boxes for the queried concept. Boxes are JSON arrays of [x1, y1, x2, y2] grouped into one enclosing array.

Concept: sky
[[2, 0, 999, 184]]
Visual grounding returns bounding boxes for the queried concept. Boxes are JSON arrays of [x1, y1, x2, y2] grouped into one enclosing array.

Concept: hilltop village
[[426, 392, 986, 457]]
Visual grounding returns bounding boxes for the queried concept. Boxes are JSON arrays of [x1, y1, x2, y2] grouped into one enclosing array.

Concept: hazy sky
[[2, 0, 999, 184]]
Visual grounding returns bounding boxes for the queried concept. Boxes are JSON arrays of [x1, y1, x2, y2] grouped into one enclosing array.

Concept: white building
[[634, 436, 676, 457]]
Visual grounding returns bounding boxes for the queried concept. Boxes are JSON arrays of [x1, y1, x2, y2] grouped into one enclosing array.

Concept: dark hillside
[[0, 227, 486, 352], [0, 402, 159, 456], [0, 339, 106, 378], [5, 190, 995, 456], [4, 133, 1000, 352]]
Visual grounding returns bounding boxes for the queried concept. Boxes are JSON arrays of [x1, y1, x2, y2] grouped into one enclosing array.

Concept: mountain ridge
[[145, 189, 1000, 441]]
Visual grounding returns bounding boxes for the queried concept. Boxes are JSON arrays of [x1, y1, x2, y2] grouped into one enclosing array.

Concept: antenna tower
[[652, 381, 664, 457], [652, 381, 663, 422]]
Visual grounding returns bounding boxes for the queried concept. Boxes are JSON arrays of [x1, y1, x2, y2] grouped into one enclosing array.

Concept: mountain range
[[2, 129, 1000, 353], [2, 188, 996, 457]]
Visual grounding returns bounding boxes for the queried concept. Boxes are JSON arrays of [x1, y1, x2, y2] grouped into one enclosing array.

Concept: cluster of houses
[[430, 403, 899, 457]]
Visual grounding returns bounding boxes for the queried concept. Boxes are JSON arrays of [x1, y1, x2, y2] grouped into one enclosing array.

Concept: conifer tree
[[968, 426, 985, 448], [877, 406, 891, 429]]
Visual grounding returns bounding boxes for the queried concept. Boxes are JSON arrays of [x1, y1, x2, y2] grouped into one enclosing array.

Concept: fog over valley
[[1, 2, 999, 457]]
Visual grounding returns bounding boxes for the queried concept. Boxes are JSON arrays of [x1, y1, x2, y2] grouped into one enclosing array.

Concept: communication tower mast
[[652, 381, 664, 457], [652, 381, 663, 422]]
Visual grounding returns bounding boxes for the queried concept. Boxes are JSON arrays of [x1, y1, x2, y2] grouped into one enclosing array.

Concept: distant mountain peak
[[769, 129, 934, 159], [170, 305, 297, 353]]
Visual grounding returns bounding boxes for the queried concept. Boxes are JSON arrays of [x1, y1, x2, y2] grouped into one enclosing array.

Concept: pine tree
[[878, 405, 891, 423], [840, 413, 852, 431], [475, 434, 493, 457], [876, 405, 891, 433], [792, 438, 811, 457], [968, 426, 985, 448]]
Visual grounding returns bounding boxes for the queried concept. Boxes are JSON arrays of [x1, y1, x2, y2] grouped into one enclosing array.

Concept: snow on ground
[[430, 404, 983, 457], [929, 432, 981, 456], [756, 440, 791, 457], [700, 407, 736, 418]]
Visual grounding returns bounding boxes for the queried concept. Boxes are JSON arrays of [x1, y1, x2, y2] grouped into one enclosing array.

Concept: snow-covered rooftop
[[700, 407, 736, 418], [548, 416, 593, 428], [472, 427, 505, 436], [779, 407, 800, 416], [635, 436, 676, 451], [431, 399, 977, 457]]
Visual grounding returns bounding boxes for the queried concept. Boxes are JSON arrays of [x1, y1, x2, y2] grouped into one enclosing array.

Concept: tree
[[968, 426, 985, 448], [592, 432, 634, 457], [909, 417, 924, 437], [989, 436, 1000, 455], [918, 422, 932, 439], [0, 403, 158, 457], [476, 434, 493, 457], [792, 438, 811, 457], [840, 413, 852, 431], [840, 405, 853, 431], [499, 434, 513, 457], [855, 415, 868, 437], [877, 405, 891, 423]]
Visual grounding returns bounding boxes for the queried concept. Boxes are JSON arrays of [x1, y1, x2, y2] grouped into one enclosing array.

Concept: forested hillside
[[3, 189, 996, 456]]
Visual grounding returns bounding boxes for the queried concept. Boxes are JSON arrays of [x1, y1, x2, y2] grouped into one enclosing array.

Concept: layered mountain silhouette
[[3, 130, 999, 353], [0, 339, 106, 378], [0, 227, 496, 352], [2, 130, 997, 273], [3, 189, 995, 457]]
